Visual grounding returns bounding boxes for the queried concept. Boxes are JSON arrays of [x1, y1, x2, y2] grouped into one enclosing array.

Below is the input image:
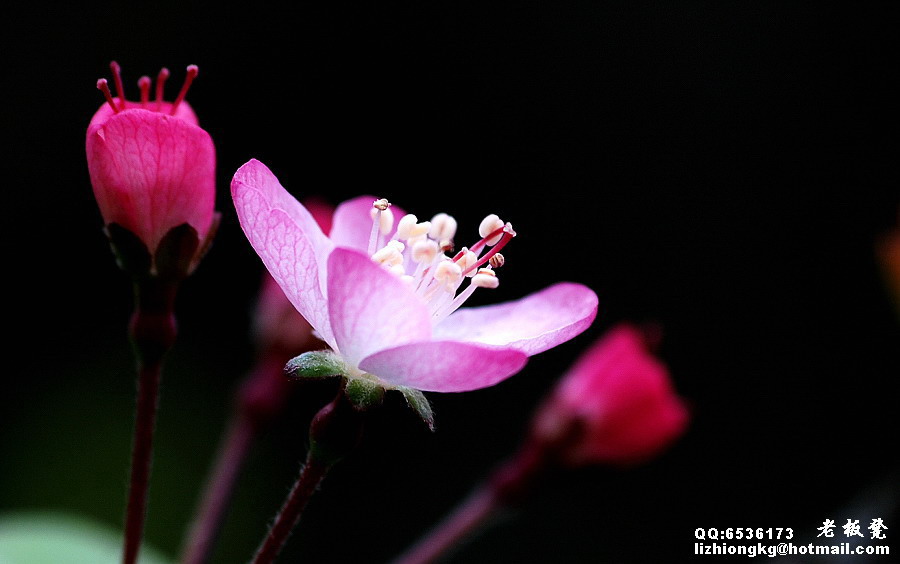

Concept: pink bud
[[532, 324, 689, 466], [86, 63, 215, 255]]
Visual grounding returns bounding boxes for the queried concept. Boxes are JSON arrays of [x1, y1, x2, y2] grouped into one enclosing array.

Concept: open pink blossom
[[532, 324, 689, 466], [231, 159, 598, 393], [86, 62, 216, 255]]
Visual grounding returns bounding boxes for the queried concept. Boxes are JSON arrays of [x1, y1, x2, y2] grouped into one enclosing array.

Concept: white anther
[[394, 214, 430, 240], [412, 239, 439, 263], [455, 248, 478, 277], [472, 268, 499, 289], [373, 198, 391, 211], [371, 245, 403, 267], [389, 264, 407, 277], [400, 274, 416, 286], [397, 214, 418, 240], [429, 213, 458, 241], [370, 206, 395, 234], [479, 214, 505, 246], [489, 253, 505, 269], [387, 240, 405, 253], [434, 260, 462, 290], [409, 221, 431, 238]]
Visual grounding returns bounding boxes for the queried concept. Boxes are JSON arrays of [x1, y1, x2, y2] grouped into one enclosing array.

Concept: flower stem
[[250, 387, 367, 564], [122, 278, 178, 564], [391, 443, 549, 564], [391, 486, 498, 564], [180, 414, 257, 564], [180, 356, 290, 564], [123, 357, 163, 564], [250, 455, 331, 564]]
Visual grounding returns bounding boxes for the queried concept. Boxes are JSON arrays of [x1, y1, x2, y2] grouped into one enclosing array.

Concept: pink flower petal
[[359, 341, 529, 392], [327, 247, 431, 366], [432, 283, 598, 355], [86, 108, 215, 253], [329, 196, 407, 252], [88, 99, 200, 129], [232, 159, 335, 348]]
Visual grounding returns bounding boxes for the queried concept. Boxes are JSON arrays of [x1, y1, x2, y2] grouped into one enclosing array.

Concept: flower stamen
[[364, 200, 514, 322], [155, 67, 170, 111], [432, 267, 500, 324], [138, 76, 151, 107], [96, 79, 118, 114], [170, 65, 199, 116], [478, 214, 505, 246], [109, 61, 127, 112], [461, 223, 515, 276], [368, 198, 393, 255]]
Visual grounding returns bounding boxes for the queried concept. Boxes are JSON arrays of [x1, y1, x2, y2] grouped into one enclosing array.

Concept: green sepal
[[154, 223, 200, 281], [397, 386, 435, 431], [344, 377, 385, 411], [285, 350, 347, 380], [104, 223, 152, 277]]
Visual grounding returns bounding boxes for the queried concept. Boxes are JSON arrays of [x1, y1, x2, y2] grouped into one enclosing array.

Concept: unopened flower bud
[[87, 62, 216, 266], [531, 324, 689, 466]]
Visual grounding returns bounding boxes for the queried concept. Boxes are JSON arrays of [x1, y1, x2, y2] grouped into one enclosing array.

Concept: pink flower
[[531, 324, 689, 466], [231, 159, 598, 394], [86, 62, 216, 257]]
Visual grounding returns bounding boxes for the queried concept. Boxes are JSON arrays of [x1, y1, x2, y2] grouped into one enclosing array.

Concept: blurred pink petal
[[533, 324, 689, 466]]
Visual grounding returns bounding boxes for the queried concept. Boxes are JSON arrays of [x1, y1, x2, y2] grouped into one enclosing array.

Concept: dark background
[[2, 2, 898, 563]]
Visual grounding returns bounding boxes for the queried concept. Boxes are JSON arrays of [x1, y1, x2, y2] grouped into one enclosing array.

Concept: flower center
[[96, 61, 198, 115], [367, 199, 516, 325]]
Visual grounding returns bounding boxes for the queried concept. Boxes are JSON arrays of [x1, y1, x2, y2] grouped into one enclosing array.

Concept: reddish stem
[[250, 388, 366, 563], [180, 414, 257, 564], [391, 487, 498, 564], [122, 358, 162, 564], [122, 278, 178, 564], [250, 456, 331, 564], [391, 443, 549, 564], [180, 356, 290, 564]]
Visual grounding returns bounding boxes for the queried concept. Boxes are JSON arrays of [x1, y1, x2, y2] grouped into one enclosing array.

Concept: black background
[[2, 2, 898, 563]]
